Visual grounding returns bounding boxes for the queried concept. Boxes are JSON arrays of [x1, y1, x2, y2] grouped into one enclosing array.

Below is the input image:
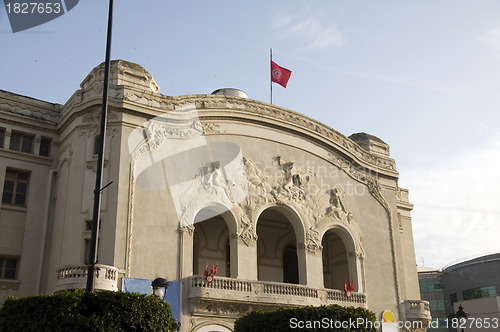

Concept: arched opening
[[193, 209, 230, 277], [257, 208, 299, 284], [322, 229, 349, 289], [194, 324, 233, 332]]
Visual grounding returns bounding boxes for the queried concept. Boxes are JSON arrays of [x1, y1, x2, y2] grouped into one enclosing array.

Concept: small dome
[[211, 88, 248, 98]]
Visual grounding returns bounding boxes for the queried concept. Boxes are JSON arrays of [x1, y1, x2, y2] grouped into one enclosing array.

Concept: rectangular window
[[450, 293, 457, 303], [9, 131, 34, 154], [419, 281, 442, 293], [438, 317, 448, 328], [83, 219, 100, 264], [39, 137, 51, 157], [0, 257, 17, 279], [429, 299, 445, 311], [84, 239, 100, 265], [0, 128, 5, 148], [84, 239, 91, 265], [85, 219, 93, 231], [85, 219, 101, 232], [463, 285, 497, 300], [2, 169, 30, 206], [93, 135, 100, 155]]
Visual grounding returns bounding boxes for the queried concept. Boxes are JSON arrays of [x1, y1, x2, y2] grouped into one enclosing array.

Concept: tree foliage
[[0, 289, 172, 332], [234, 304, 377, 332]]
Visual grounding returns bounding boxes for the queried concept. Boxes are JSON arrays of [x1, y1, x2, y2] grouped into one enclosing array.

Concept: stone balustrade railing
[[400, 300, 432, 332], [188, 275, 366, 309], [326, 289, 366, 304], [55, 264, 119, 292], [401, 299, 431, 319], [263, 281, 319, 298], [190, 274, 252, 292]]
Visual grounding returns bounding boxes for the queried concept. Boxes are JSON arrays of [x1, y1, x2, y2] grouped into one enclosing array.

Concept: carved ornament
[[191, 299, 281, 317], [81, 108, 119, 124]]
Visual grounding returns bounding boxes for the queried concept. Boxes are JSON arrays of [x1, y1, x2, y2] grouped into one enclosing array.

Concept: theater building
[[0, 60, 430, 331]]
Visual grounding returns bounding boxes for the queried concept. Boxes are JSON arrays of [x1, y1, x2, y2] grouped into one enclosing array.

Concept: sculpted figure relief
[[176, 155, 366, 253], [200, 161, 232, 201], [270, 156, 315, 201], [326, 188, 350, 223], [243, 157, 272, 205], [306, 226, 322, 252]]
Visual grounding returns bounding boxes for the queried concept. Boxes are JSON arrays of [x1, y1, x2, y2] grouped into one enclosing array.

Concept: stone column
[[355, 254, 365, 293], [304, 248, 324, 288], [234, 236, 258, 280], [179, 225, 194, 278]]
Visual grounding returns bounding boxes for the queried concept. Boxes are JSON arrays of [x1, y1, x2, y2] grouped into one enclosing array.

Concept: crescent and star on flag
[[271, 60, 292, 88], [270, 48, 292, 104]]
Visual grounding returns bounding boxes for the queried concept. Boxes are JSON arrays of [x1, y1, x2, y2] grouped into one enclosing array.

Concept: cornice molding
[[120, 92, 398, 175], [59, 87, 398, 176]]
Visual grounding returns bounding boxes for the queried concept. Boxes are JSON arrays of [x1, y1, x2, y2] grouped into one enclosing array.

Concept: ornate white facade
[[0, 60, 430, 331]]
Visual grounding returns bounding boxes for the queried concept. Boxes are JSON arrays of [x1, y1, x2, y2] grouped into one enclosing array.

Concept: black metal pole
[[86, 0, 114, 293]]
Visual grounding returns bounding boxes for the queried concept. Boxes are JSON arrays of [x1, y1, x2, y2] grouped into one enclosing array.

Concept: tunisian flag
[[271, 60, 292, 88]]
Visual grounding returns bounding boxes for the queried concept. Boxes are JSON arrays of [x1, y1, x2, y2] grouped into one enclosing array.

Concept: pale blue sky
[[1, 0, 499, 268]]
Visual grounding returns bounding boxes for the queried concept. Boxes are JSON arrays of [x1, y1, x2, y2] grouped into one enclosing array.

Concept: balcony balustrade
[[400, 299, 432, 332], [55, 264, 119, 292], [188, 275, 366, 316]]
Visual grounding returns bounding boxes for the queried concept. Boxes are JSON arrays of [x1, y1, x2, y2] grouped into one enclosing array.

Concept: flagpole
[[270, 48, 273, 104], [86, 0, 113, 293]]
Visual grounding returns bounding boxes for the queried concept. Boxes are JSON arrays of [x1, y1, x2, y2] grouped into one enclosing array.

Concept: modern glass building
[[418, 252, 500, 332]]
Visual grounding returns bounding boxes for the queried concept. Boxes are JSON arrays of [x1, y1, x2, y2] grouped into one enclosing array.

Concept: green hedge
[[234, 304, 377, 332], [0, 289, 172, 332]]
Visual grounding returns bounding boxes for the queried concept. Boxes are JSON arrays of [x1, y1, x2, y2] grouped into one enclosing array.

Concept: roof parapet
[[349, 132, 390, 157]]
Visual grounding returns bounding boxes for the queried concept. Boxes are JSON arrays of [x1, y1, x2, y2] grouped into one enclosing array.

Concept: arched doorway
[[322, 229, 349, 289], [193, 209, 231, 277], [257, 208, 299, 284], [194, 324, 233, 332]]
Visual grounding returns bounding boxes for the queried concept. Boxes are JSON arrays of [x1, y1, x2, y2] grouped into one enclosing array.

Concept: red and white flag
[[271, 60, 292, 88]]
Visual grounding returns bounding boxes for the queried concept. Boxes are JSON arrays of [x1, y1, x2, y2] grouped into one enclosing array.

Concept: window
[[84, 219, 100, 264], [419, 281, 442, 292], [429, 299, 445, 311], [437, 317, 448, 328], [0, 257, 17, 279], [463, 285, 496, 300], [2, 169, 29, 206], [85, 219, 101, 232], [93, 135, 100, 155], [0, 128, 5, 148], [39, 137, 51, 157], [450, 293, 457, 303], [9, 131, 34, 154], [85, 219, 93, 231]]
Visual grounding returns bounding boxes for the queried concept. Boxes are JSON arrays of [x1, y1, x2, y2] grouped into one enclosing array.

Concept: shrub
[[0, 289, 172, 332], [234, 304, 377, 332]]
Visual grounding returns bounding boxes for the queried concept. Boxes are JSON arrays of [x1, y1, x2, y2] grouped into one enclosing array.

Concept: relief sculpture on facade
[[237, 156, 364, 254]]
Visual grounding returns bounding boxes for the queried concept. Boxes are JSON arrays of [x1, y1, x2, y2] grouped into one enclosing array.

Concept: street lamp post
[[151, 278, 180, 331], [151, 277, 169, 299], [455, 305, 469, 332]]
